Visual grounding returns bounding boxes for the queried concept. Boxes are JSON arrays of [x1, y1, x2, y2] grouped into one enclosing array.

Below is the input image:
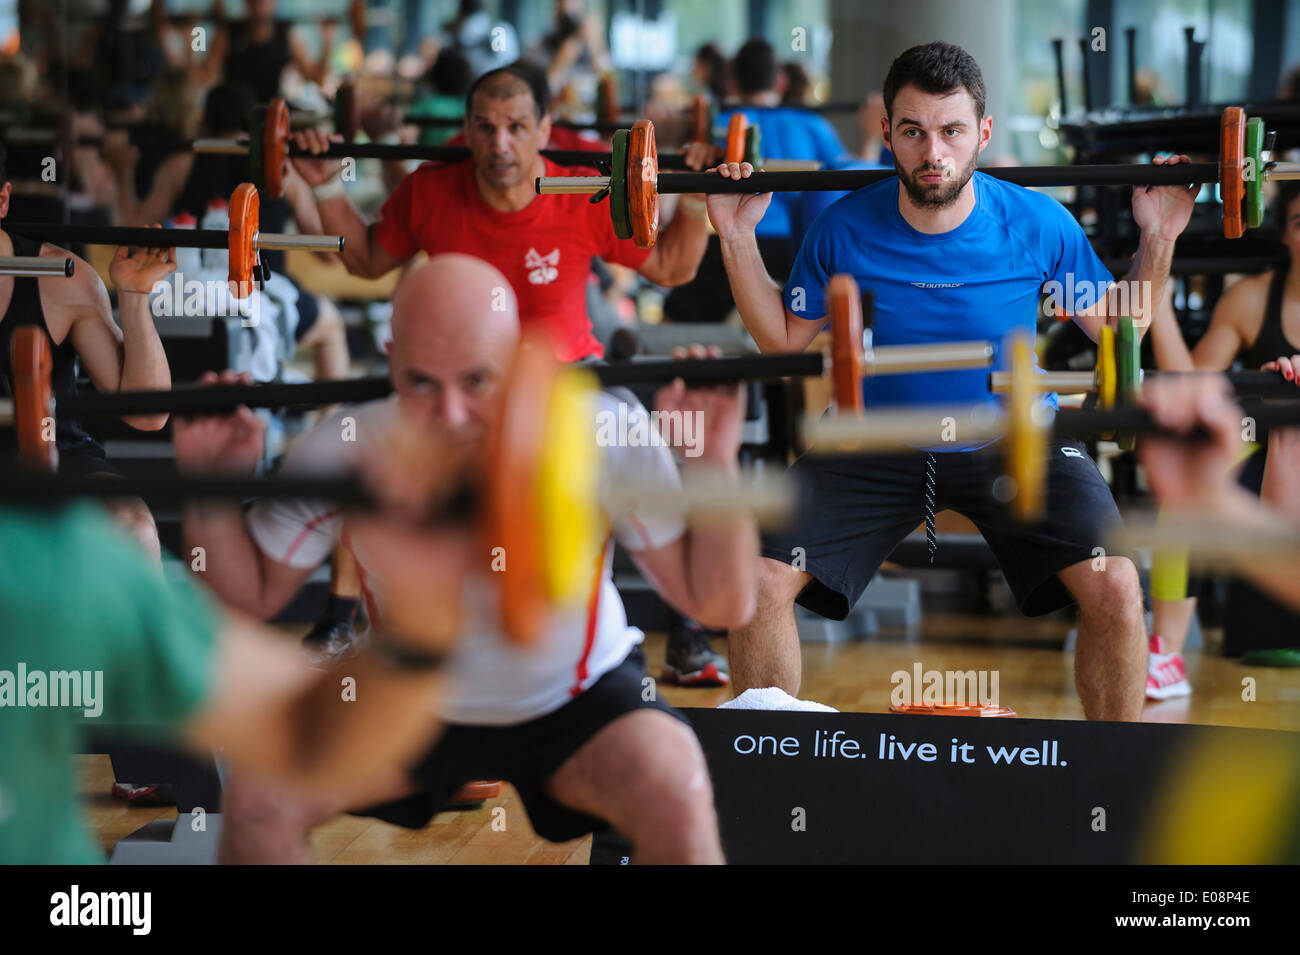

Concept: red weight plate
[[227, 182, 260, 298], [724, 113, 748, 164], [334, 80, 360, 143], [11, 326, 56, 471], [689, 94, 710, 145], [627, 120, 660, 250], [1220, 106, 1245, 239], [263, 98, 290, 200], [828, 274, 865, 413]]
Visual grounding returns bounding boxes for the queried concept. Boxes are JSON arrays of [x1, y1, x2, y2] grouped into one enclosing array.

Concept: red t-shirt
[[374, 158, 649, 362]]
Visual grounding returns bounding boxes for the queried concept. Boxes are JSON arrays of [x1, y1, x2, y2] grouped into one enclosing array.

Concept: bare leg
[[725, 557, 810, 696], [1058, 556, 1147, 721], [546, 710, 723, 864], [1151, 596, 1196, 654]]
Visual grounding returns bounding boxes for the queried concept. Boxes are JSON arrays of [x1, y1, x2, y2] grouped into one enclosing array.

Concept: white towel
[[718, 687, 839, 712]]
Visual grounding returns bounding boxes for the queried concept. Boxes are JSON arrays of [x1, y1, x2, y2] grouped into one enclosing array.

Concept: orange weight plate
[[227, 182, 260, 299], [263, 98, 290, 200], [627, 120, 660, 250], [690, 94, 710, 145], [486, 336, 555, 644], [889, 703, 1017, 717], [1220, 106, 1245, 239], [828, 274, 865, 414], [11, 326, 56, 471], [724, 113, 748, 164]]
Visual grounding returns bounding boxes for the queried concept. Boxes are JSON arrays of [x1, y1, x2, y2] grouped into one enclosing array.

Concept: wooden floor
[[82, 614, 1300, 864]]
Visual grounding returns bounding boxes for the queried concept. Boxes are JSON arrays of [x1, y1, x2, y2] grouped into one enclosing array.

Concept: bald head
[[389, 254, 519, 441]]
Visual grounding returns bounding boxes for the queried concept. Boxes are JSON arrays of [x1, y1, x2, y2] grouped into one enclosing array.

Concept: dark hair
[[732, 38, 777, 96], [781, 62, 812, 106], [1273, 181, 1300, 230], [694, 43, 728, 102], [0, 141, 7, 185], [466, 62, 550, 120], [882, 42, 986, 123], [203, 82, 255, 136], [428, 47, 473, 96]]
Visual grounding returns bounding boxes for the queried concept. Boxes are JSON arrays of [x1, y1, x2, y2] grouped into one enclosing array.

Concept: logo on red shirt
[[526, 247, 560, 285]]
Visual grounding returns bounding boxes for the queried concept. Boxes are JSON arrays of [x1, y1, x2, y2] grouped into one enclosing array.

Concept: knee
[[1079, 556, 1143, 619], [754, 556, 808, 610], [641, 731, 716, 833]]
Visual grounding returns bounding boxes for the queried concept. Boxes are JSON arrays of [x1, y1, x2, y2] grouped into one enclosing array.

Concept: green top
[[407, 93, 466, 147], [0, 505, 219, 864]]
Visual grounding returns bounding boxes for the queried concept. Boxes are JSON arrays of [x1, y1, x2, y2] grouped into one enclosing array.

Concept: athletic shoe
[[110, 783, 177, 806], [662, 618, 729, 687], [442, 781, 503, 810], [1146, 634, 1191, 700]]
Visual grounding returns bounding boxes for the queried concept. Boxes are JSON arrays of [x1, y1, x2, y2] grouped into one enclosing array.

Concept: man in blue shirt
[[705, 42, 1198, 722], [716, 38, 850, 252]]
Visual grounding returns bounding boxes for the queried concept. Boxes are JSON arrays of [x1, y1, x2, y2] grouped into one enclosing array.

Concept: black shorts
[[56, 432, 119, 479], [762, 436, 1123, 619], [352, 647, 687, 843], [286, 276, 320, 342]]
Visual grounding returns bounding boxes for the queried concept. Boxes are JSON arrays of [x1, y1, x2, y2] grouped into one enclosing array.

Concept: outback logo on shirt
[[526, 248, 560, 285], [909, 282, 964, 288]]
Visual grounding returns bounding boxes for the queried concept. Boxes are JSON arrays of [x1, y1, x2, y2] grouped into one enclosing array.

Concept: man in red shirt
[[291, 63, 712, 362]]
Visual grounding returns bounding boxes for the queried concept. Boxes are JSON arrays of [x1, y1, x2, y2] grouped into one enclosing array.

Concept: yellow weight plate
[[1007, 330, 1048, 522], [1096, 324, 1117, 410], [538, 366, 603, 604]]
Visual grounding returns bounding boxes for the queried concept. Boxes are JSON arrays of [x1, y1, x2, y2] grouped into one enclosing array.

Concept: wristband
[[312, 177, 346, 202]]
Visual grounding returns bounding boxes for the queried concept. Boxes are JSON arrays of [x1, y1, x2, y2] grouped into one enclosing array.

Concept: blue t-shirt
[[784, 172, 1113, 444], [716, 106, 847, 240]]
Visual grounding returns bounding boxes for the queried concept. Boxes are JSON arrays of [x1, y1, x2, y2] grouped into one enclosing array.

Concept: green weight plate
[[1242, 649, 1300, 668], [1116, 316, 1139, 451], [745, 124, 762, 168], [609, 128, 632, 241], [1245, 116, 1265, 230], [248, 104, 266, 195]]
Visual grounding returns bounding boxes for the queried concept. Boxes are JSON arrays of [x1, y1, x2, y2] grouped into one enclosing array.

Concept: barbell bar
[[2, 184, 343, 294], [0, 256, 75, 277], [536, 109, 1288, 248]]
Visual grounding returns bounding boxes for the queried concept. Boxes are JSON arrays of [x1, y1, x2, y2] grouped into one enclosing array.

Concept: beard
[[896, 149, 978, 209]]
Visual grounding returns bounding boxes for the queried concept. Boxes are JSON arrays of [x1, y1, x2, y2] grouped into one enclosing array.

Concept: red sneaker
[[1146, 634, 1191, 700]]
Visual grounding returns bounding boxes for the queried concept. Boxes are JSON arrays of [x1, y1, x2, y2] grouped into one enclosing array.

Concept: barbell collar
[[537, 176, 611, 195], [804, 405, 1008, 452], [252, 232, 347, 253], [867, 341, 994, 374], [0, 256, 75, 277]]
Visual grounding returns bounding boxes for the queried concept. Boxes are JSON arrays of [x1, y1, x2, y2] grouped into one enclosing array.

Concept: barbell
[[535, 109, 1292, 249], [0, 270, 993, 434], [1, 184, 343, 295], [192, 99, 819, 199], [802, 278, 1300, 522], [3, 326, 797, 644]]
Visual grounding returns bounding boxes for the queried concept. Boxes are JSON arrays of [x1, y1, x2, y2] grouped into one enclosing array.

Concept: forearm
[[1146, 287, 1196, 371], [314, 194, 382, 277], [182, 504, 281, 617], [1262, 429, 1300, 520], [256, 653, 448, 791], [111, 168, 141, 225], [677, 459, 759, 627], [718, 232, 791, 351], [1118, 232, 1177, 335], [116, 295, 171, 391], [645, 200, 710, 286]]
